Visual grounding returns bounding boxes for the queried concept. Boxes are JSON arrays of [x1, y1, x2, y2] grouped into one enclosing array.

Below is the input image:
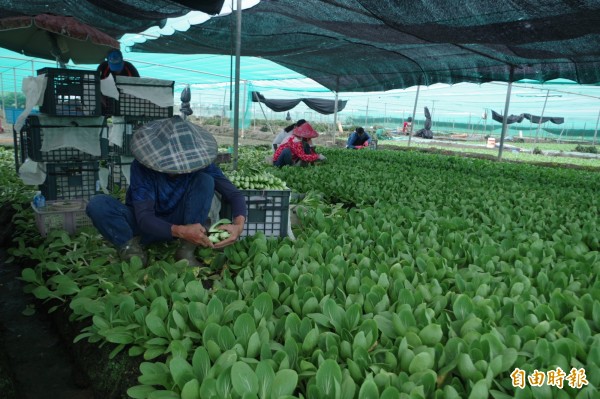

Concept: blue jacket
[[346, 131, 371, 148], [126, 160, 246, 241]]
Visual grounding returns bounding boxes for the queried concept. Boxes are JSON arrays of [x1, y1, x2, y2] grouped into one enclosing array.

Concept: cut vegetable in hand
[[208, 218, 232, 243]]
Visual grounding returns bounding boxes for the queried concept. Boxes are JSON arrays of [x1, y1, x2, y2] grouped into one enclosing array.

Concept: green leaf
[[231, 361, 259, 396], [256, 361, 275, 399], [573, 317, 591, 343], [247, 331, 261, 359], [185, 280, 207, 302], [380, 386, 401, 399], [192, 347, 211, 384], [181, 378, 200, 399], [323, 298, 344, 331], [254, 292, 274, 320], [218, 326, 236, 351], [207, 296, 224, 322], [103, 327, 134, 344], [172, 309, 187, 331], [32, 285, 52, 300], [468, 380, 488, 399], [223, 300, 248, 324], [501, 348, 518, 372], [453, 294, 474, 320], [234, 313, 257, 345], [170, 357, 195, 390], [127, 385, 156, 399], [146, 314, 169, 338], [409, 351, 435, 374], [20, 268, 38, 283], [269, 369, 297, 399], [358, 377, 379, 399], [216, 364, 233, 398], [147, 390, 180, 399], [373, 315, 396, 339], [419, 323, 443, 346], [316, 359, 342, 397]]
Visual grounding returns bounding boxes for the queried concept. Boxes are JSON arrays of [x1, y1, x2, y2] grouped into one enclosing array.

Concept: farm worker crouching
[[86, 116, 247, 267], [272, 119, 306, 151], [346, 127, 371, 149], [273, 122, 326, 167]]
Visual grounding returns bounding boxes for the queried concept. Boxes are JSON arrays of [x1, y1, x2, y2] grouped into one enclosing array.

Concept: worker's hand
[[317, 154, 326, 161], [213, 217, 245, 249], [172, 223, 214, 248], [363, 142, 369, 147]]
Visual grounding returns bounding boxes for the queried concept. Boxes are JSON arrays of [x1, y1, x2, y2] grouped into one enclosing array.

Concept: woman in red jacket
[[273, 122, 325, 167]]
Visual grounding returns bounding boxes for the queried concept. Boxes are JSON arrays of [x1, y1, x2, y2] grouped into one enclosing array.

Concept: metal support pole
[[535, 89, 549, 143], [13, 68, 17, 109], [593, 108, 599, 146], [332, 90, 339, 145], [232, 0, 242, 170], [407, 84, 421, 147], [241, 80, 247, 138], [497, 81, 513, 160]]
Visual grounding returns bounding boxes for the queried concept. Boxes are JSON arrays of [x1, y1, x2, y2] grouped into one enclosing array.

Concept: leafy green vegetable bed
[[7, 147, 600, 399]]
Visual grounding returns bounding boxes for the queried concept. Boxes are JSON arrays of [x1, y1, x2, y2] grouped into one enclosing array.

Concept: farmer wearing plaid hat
[[273, 122, 326, 167], [86, 116, 246, 266]]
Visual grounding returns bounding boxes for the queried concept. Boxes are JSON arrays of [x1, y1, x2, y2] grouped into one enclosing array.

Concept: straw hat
[[130, 116, 218, 174], [293, 122, 319, 139]]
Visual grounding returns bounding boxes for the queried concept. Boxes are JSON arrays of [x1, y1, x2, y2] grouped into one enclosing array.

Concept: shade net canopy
[[0, 0, 225, 38], [131, 0, 600, 92]]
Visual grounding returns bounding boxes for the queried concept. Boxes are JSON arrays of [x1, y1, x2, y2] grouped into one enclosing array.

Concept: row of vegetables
[[5, 146, 600, 399]]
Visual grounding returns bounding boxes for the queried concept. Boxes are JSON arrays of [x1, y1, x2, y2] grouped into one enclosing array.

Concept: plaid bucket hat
[[130, 116, 218, 173], [293, 122, 319, 139]]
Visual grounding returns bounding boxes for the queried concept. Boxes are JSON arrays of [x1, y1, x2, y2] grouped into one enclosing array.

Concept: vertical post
[[13, 68, 18, 109], [364, 98, 369, 127], [497, 80, 514, 160], [407, 84, 421, 147], [1, 73, 4, 114], [332, 90, 339, 145], [593, 108, 599, 145], [232, 0, 242, 170], [241, 80, 247, 138], [535, 89, 549, 143]]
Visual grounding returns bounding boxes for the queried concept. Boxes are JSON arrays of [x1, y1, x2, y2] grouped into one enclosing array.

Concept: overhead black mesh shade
[[131, 0, 600, 91], [0, 0, 225, 37]]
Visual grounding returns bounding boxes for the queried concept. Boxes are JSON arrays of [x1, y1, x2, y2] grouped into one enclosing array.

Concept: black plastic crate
[[220, 189, 291, 237], [40, 161, 101, 201], [19, 115, 109, 163], [104, 77, 174, 118], [106, 156, 133, 193], [37, 68, 101, 116]]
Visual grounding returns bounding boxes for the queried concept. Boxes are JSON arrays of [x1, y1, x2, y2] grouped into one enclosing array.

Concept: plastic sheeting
[[251, 92, 347, 115], [491, 110, 565, 125]]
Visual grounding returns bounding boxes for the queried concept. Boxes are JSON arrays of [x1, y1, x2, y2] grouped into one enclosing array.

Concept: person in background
[[97, 49, 140, 79], [402, 117, 413, 135], [272, 119, 306, 151], [346, 127, 371, 149], [86, 116, 246, 267], [273, 122, 325, 167]]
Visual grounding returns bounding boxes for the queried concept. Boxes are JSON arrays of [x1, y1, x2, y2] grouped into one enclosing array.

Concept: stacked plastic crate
[[105, 76, 175, 194], [16, 68, 109, 235], [17, 68, 109, 201]]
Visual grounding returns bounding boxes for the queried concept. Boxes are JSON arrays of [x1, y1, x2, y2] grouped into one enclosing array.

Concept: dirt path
[[0, 251, 94, 399]]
